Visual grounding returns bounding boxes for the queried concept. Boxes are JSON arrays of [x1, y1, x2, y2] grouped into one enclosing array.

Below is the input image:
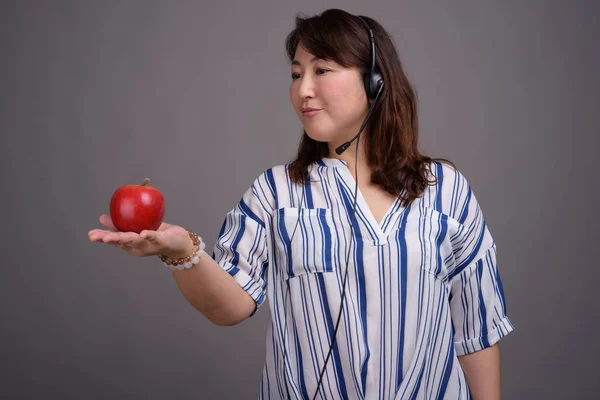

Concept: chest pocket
[[273, 207, 339, 279], [404, 206, 459, 282]]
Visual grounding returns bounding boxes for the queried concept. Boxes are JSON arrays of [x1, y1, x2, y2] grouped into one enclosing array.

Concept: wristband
[[158, 230, 206, 271]]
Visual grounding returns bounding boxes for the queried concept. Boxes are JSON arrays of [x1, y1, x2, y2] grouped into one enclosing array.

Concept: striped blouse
[[212, 157, 514, 399]]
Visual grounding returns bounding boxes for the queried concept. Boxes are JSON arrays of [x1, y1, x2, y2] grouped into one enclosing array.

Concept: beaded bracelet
[[158, 230, 206, 271]]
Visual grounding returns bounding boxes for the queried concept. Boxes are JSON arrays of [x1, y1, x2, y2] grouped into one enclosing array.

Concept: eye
[[291, 72, 300, 80], [316, 68, 329, 75]]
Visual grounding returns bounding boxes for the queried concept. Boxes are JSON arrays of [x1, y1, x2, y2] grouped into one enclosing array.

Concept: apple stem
[[142, 178, 150, 186]]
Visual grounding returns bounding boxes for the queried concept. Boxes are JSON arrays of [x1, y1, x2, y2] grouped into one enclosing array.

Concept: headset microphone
[[335, 83, 383, 155]]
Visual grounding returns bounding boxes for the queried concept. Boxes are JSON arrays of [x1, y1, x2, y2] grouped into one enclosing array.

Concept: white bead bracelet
[[158, 230, 206, 271]]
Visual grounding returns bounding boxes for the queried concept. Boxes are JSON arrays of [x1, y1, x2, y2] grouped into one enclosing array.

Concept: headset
[[282, 15, 385, 400]]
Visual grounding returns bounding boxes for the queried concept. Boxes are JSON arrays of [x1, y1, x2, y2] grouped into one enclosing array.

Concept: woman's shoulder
[[422, 160, 483, 225], [253, 159, 328, 187], [245, 163, 293, 204], [247, 160, 328, 211], [251, 164, 291, 188]]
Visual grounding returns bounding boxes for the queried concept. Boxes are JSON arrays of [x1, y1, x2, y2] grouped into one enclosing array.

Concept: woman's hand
[[88, 214, 193, 258]]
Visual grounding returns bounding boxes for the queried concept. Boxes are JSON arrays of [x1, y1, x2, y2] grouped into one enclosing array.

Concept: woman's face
[[289, 45, 369, 150]]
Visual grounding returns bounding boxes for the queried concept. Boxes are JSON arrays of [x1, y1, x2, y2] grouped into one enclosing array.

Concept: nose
[[297, 75, 315, 99]]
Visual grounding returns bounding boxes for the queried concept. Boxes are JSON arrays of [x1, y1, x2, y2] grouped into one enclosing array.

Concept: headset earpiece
[[358, 16, 385, 100], [364, 68, 384, 100]]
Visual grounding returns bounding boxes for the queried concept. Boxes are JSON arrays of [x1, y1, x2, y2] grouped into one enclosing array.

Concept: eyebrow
[[291, 56, 322, 66]]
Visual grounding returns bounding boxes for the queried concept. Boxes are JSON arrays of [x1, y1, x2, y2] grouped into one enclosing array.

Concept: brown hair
[[285, 9, 456, 207]]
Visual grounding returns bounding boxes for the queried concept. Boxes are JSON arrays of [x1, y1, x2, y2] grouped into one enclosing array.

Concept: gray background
[[1, 0, 598, 398]]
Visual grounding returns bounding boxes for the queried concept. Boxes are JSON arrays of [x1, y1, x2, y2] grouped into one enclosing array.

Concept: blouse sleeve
[[446, 171, 515, 356], [212, 172, 273, 316]]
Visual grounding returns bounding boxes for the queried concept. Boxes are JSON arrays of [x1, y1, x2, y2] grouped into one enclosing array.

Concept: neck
[[327, 139, 372, 182]]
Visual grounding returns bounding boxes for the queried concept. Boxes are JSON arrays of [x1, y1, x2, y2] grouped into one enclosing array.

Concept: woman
[[89, 9, 514, 399]]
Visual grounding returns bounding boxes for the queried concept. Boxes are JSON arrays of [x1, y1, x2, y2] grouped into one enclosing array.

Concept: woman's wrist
[[163, 234, 195, 259], [158, 230, 207, 270]]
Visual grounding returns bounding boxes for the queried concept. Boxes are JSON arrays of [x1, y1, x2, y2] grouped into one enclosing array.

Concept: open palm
[[88, 214, 191, 258]]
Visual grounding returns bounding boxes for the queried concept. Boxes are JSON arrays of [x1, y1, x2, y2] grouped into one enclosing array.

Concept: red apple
[[110, 178, 165, 233]]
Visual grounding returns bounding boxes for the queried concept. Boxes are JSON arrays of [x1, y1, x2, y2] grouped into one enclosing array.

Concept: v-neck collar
[[320, 157, 407, 245], [320, 157, 348, 168]]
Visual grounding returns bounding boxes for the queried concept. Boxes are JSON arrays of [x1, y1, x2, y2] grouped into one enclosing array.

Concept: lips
[[301, 107, 322, 116]]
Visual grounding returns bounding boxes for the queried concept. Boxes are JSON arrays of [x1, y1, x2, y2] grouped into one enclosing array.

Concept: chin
[[303, 127, 336, 144]]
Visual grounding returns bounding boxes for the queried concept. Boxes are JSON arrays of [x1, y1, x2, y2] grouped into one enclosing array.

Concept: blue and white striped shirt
[[213, 157, 514, 399]]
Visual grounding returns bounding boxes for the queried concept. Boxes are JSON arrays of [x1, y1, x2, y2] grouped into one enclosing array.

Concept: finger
[[156, 222, 171, 231], [89, 230, 111, 242], [89, 228, 113, 236], [99, 214, 117, 230], [102, 232, 126, 244], [141, 230, 169, 245], [112, 234, 146, 256], [148, 230, 169, 247], [140, 230, 157, 242], [120, 232, 144, 247]]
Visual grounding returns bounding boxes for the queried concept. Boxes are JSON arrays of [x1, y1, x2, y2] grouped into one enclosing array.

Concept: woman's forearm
[[458, 343, 501, 400], [170, 244, 256, 326]]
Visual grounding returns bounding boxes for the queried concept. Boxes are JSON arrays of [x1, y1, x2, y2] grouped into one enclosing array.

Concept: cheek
[[289, 84, 303, 114], [343, 77, 367, 102], [324, 80, 366, 115], [329, 72, 364, 98], [320, 79, 341, 98]]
